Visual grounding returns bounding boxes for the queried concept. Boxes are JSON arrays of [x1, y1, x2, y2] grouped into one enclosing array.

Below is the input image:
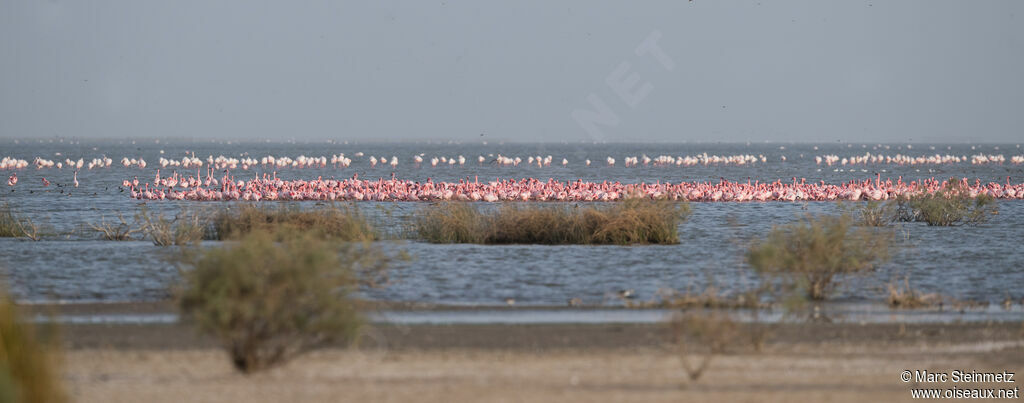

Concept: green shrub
[[415, 198, 690, 245], [178, 230, 388, 373], [0, 286, 66, 403], [897, 179, 998, 226], [746, 214, 892, 300], [854, 201, 896, 227], [211, 204, 376, 242]]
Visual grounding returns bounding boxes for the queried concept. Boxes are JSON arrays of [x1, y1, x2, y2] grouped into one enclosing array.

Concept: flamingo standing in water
[[118, 172, 1024, 203], [41, 177, 50, 187], [7, 173, 16, 186], [73, 170, 79, 188]]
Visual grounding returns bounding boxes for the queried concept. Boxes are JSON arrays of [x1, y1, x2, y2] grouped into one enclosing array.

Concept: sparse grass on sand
[[415, 198, 690, 245], [0, 285, 66, 403], [211, 204, 376, 241], [747, 213, 893, 300]]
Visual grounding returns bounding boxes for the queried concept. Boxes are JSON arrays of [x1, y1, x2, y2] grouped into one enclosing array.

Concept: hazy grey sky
[[1, 1, 1021, 143]]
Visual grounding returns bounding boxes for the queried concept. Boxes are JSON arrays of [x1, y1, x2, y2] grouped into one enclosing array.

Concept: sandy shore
[[66, 345, 1023, 403], [51, 309, 1024, 402]]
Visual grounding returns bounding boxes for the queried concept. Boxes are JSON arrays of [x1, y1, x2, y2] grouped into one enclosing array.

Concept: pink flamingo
[[117, 174, 1024, 203]]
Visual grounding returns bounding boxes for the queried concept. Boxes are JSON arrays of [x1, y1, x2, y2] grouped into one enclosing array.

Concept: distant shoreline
[[18, 299, 1024, 351]]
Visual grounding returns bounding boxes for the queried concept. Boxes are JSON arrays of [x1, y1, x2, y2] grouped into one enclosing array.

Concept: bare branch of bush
[[89, 213, 140, 241], [668, 311, 740, 382], [138, 208, 205, 246], [15, 220, 42, 242]]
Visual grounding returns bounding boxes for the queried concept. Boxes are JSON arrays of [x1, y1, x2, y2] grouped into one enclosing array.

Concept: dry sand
[[58, 320, 1024, 402]]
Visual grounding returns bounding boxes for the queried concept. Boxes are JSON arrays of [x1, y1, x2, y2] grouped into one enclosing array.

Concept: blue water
[[1, 140, 1022, 313]]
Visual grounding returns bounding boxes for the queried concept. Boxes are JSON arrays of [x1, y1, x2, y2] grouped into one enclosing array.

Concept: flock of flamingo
[[815, 153, 1018, 166], [6, 148, 1024, 202], [5, 153, 771, 170], [84, 170, 1021, 202], [3, 151, 1024, 172]]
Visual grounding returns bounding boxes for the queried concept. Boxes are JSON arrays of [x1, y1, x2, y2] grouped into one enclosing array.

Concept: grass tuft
[[415, 198, 690, 245], [211, 204, 376, 242]]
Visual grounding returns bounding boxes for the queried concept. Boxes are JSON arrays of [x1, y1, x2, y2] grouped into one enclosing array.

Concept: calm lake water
[[1, 140, 1022, 311]]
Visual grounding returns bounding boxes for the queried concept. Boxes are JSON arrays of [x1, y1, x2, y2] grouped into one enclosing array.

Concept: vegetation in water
[[746, 213, 893, 300], [415, 197, 690, 245], [211, 204, 377, 241], [896, 178, 998, 226]]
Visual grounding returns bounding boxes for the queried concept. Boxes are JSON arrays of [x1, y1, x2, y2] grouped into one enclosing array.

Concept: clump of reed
[[211, 204, 376, 242], [0, 285, 66, 403], [137, 208, 206, 246], [413, 202, 481, 243], [897, 178, 998, 226], [747, 213, 893, 300], [415, 198, 690, 245], [0, 203, 42, 241], [177, 229, 390, 373]]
